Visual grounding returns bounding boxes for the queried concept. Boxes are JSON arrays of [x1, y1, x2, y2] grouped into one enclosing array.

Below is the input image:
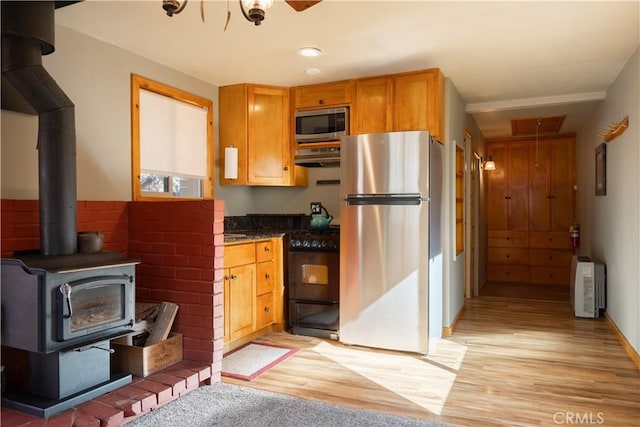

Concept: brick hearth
[[1, 361, 214, 427]]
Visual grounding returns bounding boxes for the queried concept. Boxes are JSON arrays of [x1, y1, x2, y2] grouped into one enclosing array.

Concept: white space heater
[[570, 255, 606, 318]]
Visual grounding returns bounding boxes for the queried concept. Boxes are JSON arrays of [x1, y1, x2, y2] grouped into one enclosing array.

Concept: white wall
[[247, 167, 342, 220], [443, 79, 465, 327], [1, 25, 219, 201], [575, 46, 639, 353], [443, 78, 487, 326]]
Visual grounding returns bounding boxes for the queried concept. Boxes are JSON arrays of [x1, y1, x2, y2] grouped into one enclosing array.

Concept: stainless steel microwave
[[295, 107, 349, 143]]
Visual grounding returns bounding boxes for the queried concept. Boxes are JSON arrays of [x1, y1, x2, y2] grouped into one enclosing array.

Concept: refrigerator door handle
[[345, 194, 425, 206]]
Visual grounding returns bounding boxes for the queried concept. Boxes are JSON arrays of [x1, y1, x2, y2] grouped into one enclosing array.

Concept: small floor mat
[[221, 342, 298, 381]]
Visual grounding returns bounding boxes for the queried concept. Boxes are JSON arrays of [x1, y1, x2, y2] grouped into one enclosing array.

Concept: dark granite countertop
[[223, 230, 289, 244]]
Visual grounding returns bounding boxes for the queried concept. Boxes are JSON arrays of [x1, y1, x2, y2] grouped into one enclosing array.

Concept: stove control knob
[[312, 240, 320, 248], [303, 240, 310, 248], [321, 240, 328, 248]]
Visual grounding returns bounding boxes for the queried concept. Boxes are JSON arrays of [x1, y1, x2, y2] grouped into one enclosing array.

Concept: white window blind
[[139, 88, 208, 178]]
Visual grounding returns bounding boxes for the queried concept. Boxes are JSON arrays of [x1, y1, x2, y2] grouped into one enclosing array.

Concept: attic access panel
[[511, 116, 565, 136]]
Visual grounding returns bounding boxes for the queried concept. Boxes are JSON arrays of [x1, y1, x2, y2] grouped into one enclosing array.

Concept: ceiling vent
[[511, 115, 565, 136]]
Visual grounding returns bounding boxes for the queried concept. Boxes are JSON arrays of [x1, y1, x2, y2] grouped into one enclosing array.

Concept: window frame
[[131, 74, 214, 201]]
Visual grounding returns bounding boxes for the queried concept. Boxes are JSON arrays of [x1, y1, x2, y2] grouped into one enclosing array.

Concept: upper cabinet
[[352, 69, 444, 140], [292, 80, 353, 109], [352, 76, 393, 134], [219, 84, 294, 186], [529, 137, 575, 232], [392, 69, 444, 140]]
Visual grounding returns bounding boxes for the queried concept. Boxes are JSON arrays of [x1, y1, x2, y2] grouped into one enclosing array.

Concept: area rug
[[221, 342, 298, 380], [125, 382, 449, 427]]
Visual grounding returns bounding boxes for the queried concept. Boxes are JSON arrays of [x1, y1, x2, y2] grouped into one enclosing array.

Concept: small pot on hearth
[[77, 231, 104, 253]]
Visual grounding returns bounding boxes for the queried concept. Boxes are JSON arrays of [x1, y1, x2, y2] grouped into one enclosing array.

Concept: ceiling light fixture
[[240, 0, 274, 25], [305, 68, 321, 76], [483, 155, 496, 171], [297, 47, 322, 57], [162, 0, 274, 26]]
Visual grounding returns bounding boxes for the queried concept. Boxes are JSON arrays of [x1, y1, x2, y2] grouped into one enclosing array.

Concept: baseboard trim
[[605, 313, 640, 370], [442, 304, 467, 336]]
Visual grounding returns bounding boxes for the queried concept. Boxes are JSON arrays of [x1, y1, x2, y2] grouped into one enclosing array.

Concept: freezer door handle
[[345, 194, 425, 206]]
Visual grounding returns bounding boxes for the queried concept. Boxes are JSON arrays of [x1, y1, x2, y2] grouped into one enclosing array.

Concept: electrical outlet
[[310, 202, 322, 214]]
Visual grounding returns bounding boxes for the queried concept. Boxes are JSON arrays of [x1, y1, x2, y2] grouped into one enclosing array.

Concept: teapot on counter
[[310, 203, 334, 231]]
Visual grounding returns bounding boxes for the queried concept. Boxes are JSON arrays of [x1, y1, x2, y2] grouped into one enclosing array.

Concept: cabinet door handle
[[283, 166, 289, 171], [505, 196, 512, 200], [230, 274, 237, 280], [264, 246, 270, 253], [265, 273, 271, 280], [505, 254, 510, 259], [264, 306, 270, 313], [318, 99, 325, 105]]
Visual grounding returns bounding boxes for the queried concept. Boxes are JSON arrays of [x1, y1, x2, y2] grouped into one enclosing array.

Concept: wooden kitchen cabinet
[[352, 69, 444, 140], [352, 76, 393, 134], [255, 240, 275, 328], [219, 84, 294, 186], [223, 244, 256, 343], [223, 238, 284, 347], [292, 80, 353, 109], [392, 69, 444, 140]]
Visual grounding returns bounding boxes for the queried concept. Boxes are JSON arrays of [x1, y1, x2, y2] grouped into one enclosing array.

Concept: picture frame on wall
[[595, 143, 606, 196]]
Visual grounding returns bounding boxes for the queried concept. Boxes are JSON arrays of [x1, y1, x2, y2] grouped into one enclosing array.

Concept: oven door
[[56, 274, 134, 341], [288, 251, 339, 303]]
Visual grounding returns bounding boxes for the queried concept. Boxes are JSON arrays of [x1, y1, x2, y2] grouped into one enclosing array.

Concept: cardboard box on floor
[[111, 332, 183, 377], [111, 301, 182, 377]]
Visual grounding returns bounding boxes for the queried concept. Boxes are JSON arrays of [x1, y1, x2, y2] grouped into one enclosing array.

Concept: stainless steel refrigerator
[[339, 130, 443, 354]]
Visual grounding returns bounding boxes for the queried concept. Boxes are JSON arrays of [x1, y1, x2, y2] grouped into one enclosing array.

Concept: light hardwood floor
[[223, 296, 640, 426]]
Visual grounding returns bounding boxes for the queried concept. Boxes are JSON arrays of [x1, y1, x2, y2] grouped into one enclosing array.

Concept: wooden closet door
[[486, 143, 508, 230], [529, 140, 551, 231], [507, 142, 530, 231]]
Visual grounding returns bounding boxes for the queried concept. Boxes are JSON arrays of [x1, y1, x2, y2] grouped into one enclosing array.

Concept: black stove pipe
[[1, 1, 77, 255]]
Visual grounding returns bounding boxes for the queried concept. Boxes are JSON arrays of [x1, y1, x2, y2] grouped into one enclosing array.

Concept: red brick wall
[[1, 200, 129, 257], [128, 200, 224, 382]]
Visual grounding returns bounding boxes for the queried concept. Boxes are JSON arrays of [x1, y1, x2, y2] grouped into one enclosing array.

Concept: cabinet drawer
[[530, 266, 570, 285], [488, 231, 529, 248], [256, 240, 274, 262], [529, 232, 571, 249], [256, 261, 275, 295], [224, 243, 256, 267], [294, 81, 353, 109], [529, 249, 573, 267], [487, 247, 529, 265], [487, 265, 529, 283], [256, 292, 274, 329]]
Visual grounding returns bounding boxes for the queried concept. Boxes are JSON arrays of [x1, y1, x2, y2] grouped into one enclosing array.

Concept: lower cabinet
[[487, 231, 573, 285], [223, 238, 283, 346]]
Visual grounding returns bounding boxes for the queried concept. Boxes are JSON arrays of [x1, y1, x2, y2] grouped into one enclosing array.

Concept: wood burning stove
[[2, 256, 137, 354], [1, 255, 139, 417]]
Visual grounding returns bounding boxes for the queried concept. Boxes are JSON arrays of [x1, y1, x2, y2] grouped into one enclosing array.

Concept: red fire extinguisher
[[570, 222, 580, 249]]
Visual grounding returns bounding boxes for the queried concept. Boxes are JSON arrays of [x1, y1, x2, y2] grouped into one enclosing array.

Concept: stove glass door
[[57, 274, 134, 341]]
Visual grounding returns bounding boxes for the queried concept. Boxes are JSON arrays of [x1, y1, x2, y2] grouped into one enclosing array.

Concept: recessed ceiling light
[[305, 68, 321, 76], [297, 47, 322, 57]]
